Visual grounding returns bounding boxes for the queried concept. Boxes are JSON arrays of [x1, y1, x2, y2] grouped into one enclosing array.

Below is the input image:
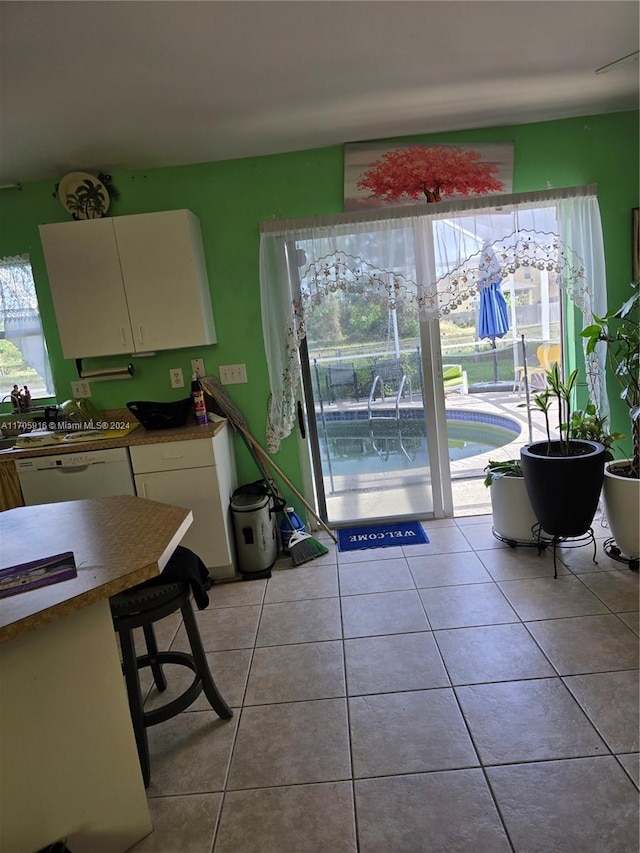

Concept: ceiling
[[0, 0, 638, 186]]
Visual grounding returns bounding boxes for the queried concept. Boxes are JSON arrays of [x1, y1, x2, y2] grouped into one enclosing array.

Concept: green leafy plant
[[567, 402, 624, 456], [483, 459, 523, 487], [525, 362, 579, 456], [546, 362, 579, 455], [483, 404, 625, 488], [581, 281, 639, 478]]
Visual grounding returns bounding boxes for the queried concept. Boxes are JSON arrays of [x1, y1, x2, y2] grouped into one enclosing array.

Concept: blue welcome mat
[[337, 522, 429, 552]]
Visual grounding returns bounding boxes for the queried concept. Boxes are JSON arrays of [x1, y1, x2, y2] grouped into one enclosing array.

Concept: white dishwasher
[[16, 447, 136, 506]]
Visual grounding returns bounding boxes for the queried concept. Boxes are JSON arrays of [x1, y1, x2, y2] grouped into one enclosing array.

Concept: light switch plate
[[191, 358, 206, 378]]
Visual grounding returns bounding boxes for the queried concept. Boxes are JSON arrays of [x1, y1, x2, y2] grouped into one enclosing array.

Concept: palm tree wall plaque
[[65, 178, 108, 220]]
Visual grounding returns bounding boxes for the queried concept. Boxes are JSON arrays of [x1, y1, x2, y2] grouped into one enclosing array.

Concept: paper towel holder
[[75, 359, 135, 381]]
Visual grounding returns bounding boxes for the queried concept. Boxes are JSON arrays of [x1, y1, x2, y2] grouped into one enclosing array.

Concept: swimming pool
[[316, 408, 521, 475]]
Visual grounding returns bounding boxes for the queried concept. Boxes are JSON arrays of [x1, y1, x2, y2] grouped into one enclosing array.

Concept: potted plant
[[520, 363, 606, 538], [484, 459, 540, 545], [567, 402, 624, 461], [484, 400, 621, 547], [582, 282, 639, 561]]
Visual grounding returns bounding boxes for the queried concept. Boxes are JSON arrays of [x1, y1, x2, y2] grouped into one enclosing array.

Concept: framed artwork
[[344, 141, 514, 211], [633, 208, 639, 281]]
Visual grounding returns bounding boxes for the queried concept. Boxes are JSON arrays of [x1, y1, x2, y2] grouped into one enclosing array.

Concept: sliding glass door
[[295, 204, 570, 526], [300, 293, 444, 526]]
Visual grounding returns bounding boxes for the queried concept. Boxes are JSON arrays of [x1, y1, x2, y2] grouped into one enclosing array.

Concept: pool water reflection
[[317, 409, 521, 476]]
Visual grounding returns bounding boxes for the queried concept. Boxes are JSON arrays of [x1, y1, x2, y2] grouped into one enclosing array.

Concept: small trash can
[[231, 482, 278, 574]]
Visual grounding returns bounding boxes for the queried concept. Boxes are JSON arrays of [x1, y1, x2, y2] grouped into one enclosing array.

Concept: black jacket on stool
[[136, 545, 211, 609]]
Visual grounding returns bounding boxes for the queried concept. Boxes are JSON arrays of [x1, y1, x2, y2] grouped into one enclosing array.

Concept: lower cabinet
[[0, 460, 24, 511], [129, 429, 237, 580]]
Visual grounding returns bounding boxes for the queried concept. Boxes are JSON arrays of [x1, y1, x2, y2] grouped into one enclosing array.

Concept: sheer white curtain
[[557, 194, 608, 417], [260, 185, 606, 452]]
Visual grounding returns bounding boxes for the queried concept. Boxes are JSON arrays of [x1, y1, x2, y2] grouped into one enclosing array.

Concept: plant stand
[[532, 523, 598, 578], [491, 528, 552, 550], [602, 538, 640, 572]]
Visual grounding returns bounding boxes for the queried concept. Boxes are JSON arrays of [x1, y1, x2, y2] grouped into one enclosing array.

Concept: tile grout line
[[429, 539, 517, 851], [209, 579, 268, 853], [337, 549, 364, 853]]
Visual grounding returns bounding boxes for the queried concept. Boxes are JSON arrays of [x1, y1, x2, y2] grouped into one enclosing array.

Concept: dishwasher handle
[[55, 465, 94, 473]]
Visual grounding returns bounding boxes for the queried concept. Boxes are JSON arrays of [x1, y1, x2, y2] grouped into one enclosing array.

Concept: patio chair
[[326, 363, 360, 403], [513, 344, 561, 395]]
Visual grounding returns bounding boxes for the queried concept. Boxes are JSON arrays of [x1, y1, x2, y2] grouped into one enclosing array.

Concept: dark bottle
[[191, 374, 207, 426]]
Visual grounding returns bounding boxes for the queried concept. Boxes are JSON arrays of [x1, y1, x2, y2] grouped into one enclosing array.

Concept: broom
[[201, 375, 331, 566], [281, 513, 329, 566]]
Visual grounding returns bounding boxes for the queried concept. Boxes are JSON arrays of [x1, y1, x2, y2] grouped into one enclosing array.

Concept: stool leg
[[119, 627, 151, 787], [143, 623, 167, 692], [181, 600, 233, 719]]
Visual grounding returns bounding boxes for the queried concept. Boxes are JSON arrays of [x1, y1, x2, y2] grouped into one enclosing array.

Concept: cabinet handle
[[120, 327, 127, 345], [138, 325, 145, 344], [140, 481, 148, 499]]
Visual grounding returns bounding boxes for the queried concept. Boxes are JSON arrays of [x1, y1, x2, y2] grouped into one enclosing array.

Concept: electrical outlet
[[169, 368, 184, 389], [219, 364, 248, 385], [71, 380, 91, 398], [190, 358, 206, 378]]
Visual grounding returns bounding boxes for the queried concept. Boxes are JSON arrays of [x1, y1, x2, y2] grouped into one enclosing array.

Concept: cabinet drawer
[[129, 438, 215, 473]]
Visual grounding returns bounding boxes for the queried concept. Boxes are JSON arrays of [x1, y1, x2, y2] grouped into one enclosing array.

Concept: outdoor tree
[[357, 145, 505, 204], [306, 294, 344, 345]]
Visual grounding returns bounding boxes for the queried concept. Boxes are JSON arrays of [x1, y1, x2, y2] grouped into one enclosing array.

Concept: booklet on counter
[[0, 552, 77, 599]]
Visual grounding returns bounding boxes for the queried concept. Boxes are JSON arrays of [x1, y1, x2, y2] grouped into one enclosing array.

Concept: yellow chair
[[514, 344, 561, 395], [442, 364, 468, 395]]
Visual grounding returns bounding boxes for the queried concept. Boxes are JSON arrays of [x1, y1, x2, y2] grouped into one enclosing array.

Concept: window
[[0, 255, 55, 401]]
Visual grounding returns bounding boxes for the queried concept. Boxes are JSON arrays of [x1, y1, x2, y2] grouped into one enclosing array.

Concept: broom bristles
[[287, 530, 329, 566]]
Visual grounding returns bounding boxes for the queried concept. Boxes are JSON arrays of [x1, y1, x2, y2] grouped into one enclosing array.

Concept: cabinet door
[[114, 210, 216, 352], [134, 467, 233, 571], [39, 219, 134, 358]]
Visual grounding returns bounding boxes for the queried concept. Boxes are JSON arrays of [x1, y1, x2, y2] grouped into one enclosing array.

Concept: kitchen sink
[[0, 437, 18, 450]]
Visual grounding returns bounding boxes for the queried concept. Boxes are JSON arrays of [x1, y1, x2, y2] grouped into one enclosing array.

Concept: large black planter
[[520, 440, 605, 537]]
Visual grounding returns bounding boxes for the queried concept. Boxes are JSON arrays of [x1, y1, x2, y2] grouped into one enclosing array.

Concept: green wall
[[0, 110, 638, 497]]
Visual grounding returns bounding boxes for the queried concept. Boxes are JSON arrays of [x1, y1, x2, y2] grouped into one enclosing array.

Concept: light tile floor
[[128, 516, 639, 852]]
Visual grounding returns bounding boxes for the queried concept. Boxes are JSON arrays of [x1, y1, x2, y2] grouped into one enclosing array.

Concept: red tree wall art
[[344, 141, 514, 211], [357, 145, 504, 204]]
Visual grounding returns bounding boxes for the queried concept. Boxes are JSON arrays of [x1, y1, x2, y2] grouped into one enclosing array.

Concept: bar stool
[[110, 580, 233, 787]]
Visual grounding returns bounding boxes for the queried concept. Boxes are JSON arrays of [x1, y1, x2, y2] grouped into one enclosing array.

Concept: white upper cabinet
[[39, 218, 131, 358], [39, 209, 216, 359]]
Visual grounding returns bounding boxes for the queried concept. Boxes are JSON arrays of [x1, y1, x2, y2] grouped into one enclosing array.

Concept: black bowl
[[126, 398, 193, 430]]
